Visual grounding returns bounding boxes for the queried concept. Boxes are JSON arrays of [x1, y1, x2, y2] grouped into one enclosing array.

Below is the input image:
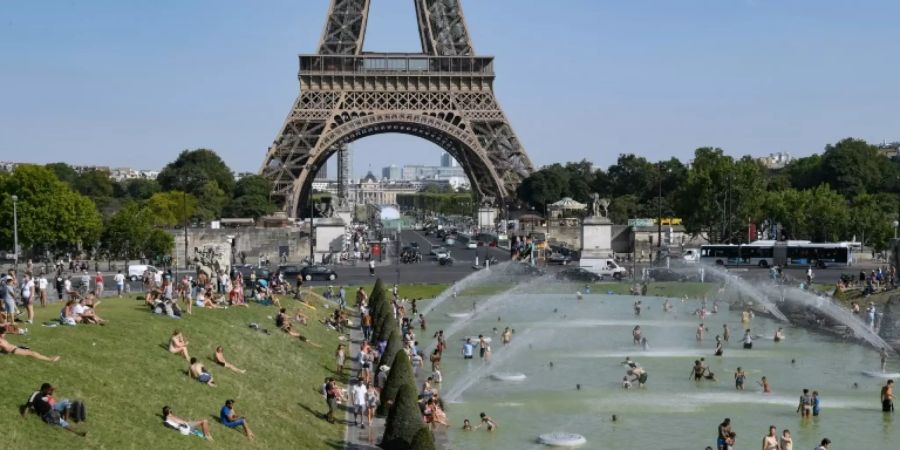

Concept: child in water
[[462, 419, 472, 431]]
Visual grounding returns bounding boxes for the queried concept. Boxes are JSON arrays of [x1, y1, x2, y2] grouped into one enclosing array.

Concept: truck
[[579, 258, 627, 280]]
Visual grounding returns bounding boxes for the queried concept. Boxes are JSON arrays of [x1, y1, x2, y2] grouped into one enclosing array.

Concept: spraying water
[[693, 264, 789, 322], [419, 261, 514, 318], [763, 284, 897, 354], [443, 329, 548, 402]]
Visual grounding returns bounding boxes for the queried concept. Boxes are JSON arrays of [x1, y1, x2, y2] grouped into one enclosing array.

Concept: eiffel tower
[[260, 0, 534, 217]]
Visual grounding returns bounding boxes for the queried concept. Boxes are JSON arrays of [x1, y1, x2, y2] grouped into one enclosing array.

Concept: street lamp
[[11, 195, 19, 269], [893, 220, 899, 239]]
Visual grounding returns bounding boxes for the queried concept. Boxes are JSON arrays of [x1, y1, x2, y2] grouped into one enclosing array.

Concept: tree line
[[0, 149, 278, 262], [516, 138, 900, 250]]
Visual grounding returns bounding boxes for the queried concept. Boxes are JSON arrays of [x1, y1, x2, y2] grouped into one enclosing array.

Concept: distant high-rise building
[[382, 165, 401, 180], [440, 152, 458, 168], [314, 164, 328, 180]]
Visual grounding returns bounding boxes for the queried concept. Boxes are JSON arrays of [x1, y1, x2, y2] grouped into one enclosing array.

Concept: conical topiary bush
[[377, 344, 415, 417], [381, 381, 423, 449], [409, 426, 436, 450]]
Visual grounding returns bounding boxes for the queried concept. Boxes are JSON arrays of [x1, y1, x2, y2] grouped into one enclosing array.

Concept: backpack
[[70, 400, 86, 423]]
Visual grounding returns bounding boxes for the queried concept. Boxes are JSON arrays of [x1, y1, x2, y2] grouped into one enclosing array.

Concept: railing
[[299, 54, 494, 75]]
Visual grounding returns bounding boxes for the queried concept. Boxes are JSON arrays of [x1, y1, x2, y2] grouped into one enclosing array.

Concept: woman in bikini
[[169, 330, 190, 360]]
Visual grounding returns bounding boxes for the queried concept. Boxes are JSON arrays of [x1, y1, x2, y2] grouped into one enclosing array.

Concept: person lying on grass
[[219, 399, 254, 440], [162, 405, 213, 440], [0, 312, 26, 334], [0, 330, 59, 362], [168, 330, 190, 360], [214, 346, 246, 374], [189, 357, 217, 387], [22, 383, 85, 436], [275, 308, 321, 347]]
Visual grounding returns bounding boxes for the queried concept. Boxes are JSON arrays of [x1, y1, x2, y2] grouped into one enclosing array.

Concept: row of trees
[[367, 279, 436, 450], [0, 149, 279, 261], [516, 138, 900, 250]]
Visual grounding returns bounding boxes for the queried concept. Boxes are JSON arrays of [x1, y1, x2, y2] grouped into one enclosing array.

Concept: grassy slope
[[0, 294, 345, 450]]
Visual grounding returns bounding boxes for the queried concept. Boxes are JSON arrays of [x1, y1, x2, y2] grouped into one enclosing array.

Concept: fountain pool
[[426, 290, 898, 449]]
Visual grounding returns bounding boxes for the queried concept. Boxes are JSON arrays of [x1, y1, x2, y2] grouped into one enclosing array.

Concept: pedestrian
[[36, 272, 48, 307], [368, 260, 375, 277], [20, 272, 35, 324], [325, 378, 338, 423], [114, 270, 125, 298]]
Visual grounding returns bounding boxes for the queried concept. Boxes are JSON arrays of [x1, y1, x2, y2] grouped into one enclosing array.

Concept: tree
[[382, 382, 424, 449], [0, 165, 102, 256], [74, 169, 115, 200], [145, 229, 175, 260], [378, 349, 416, 419], [234, 175, 274, 198], [157, 149, 235, 196], [44, 162, 79, 187], [121, 178, 160, 200], [409, 426, 436, 450], [100, 202, 155, 260], [378, 327, 403, 371], [146, 191, 198, 227], [850, 193, 894, 251], [195, 181, 229, 221], [820, 138, 886, 198], [223, 195, 277, 219], [517, 167, 568, 210]]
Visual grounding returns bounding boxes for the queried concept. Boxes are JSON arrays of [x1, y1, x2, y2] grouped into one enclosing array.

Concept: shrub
[[377, 345, 414, 417], [381, 381, 423, 449]]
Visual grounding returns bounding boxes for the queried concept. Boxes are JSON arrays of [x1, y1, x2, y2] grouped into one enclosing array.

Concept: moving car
[[465, 241, 478, 249], [277, 264, 304, 278], [300, 265, 337, 281], [127, 264, 162, 283], [555, 267, 602, 282], [579, 258, 627, 280]]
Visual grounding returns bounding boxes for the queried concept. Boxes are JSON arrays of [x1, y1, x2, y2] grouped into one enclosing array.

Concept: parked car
[[127, 264, 162, 283], [466, 241, 478, 249], [300, 265, 337, 281], [579, 258, 627, 280], [277, 264, 304, 278], [556, 267, 602, 282], [547, 252, 572, 265]]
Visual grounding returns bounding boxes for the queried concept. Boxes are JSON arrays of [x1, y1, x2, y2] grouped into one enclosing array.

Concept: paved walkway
[[344, 306, 451, 449]]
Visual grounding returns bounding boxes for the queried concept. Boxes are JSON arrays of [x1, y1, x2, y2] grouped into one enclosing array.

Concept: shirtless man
[[882, 380, 894, 412], [696, 323, 705, 341], [690, 360, 706, 382], [501, 327, 512, 346], [162, 405, 213, 440], [276, 308, 321, 347], [475, 412, 497, 431], [214, 346, 246, 374], [717, 418, 732, 450], [762, 426, 779, 450], [189, 357, 216, 386], [0, 330, 60, 362], [632, 326, 642, 345], [714, 335, 724, 357]]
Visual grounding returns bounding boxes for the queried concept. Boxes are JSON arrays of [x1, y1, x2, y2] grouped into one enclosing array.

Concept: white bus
[[700, 241, 851, 268]]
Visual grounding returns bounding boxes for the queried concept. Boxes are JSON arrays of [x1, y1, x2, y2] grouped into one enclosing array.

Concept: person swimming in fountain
[[774, 327, 785, 342], [663, 298, 673, 312], [714, 335, 724, 357], [475, 412, 497, 431], [880, 347, 888, 373], [696, 323, 705, 341], [722, 323, 730, 342], [641, 337, 649, 351], [734, 367, 746, 390], [633, 300, 642, 316], [632, 326, 642, 345], [742, 329, 753, 349], [690, 360, 706, 382]]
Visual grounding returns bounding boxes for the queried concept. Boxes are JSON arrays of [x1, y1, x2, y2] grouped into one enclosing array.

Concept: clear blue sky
[[1, 0, 898, 177]]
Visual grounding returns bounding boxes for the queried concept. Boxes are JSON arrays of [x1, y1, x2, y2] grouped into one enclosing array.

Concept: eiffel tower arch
[[261, 0, 534, 217]]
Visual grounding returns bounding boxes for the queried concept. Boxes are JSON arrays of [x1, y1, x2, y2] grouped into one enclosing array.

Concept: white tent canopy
[[549, 197, 587, 210]]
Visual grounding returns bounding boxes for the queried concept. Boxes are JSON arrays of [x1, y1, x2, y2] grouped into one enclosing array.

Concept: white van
[[579, 258, 627, 280], [128, 264, 163, 283]]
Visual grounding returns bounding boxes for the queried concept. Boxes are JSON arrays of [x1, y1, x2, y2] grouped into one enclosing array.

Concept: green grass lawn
[[0, 293, 346, 449], [312, 284, 448, 301]]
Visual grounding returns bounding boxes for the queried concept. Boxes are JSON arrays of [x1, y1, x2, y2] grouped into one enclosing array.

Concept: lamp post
[[656, 163, 663, 253], [11, 195, 19, 269], [893, 220, 899, 240], [183, 191, 189, 271]]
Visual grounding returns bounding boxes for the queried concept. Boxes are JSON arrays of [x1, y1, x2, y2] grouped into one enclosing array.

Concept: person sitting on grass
[[169, 330, 190, 361], [59, 300, 78, 326], [73, 298, 106, 325], [275, 308, 321, 347], [219, 399, 254, 440], [22, 383, 85, 436], [0, 330, 59, 362], [214, 346, 246, 374], [189, 357, 217, 387], [162, 405, 213, 440], [293, 309, 309, 326], [195, 287, 223, 310]]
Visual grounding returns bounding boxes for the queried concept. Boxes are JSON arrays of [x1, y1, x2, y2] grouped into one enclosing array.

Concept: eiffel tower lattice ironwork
[[261, 0, 534, 217]]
